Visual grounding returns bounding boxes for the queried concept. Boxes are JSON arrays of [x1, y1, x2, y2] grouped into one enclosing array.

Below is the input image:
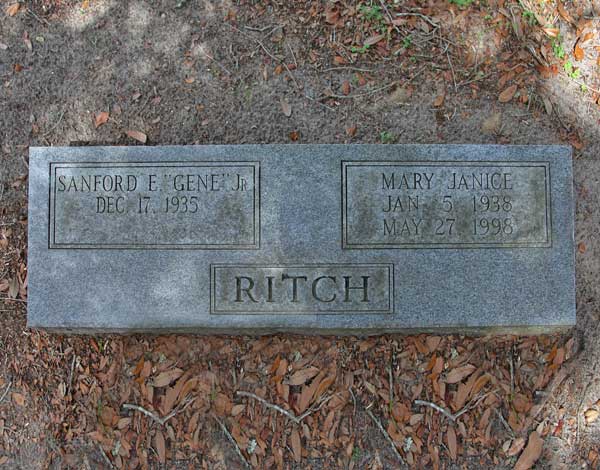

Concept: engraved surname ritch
[[211, 264, 394, 314], [49, 162, 260, 249], [342, 161, 551, 249]]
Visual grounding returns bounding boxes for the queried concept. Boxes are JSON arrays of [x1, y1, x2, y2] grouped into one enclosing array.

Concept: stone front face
[[27, 145, 576, 334]]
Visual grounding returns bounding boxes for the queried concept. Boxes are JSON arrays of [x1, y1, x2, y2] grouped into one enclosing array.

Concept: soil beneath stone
[[1, 1, 600, 468]]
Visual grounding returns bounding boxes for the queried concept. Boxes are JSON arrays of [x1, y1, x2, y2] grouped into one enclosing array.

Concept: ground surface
[[1, 0, 600, 468]]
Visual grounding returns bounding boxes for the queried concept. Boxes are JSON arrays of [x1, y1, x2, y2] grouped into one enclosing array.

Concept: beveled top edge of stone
[[29, 143, 573, 156]]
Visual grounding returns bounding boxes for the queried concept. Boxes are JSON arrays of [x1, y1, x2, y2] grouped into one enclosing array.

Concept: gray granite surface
[[27, 145, 575, 334]]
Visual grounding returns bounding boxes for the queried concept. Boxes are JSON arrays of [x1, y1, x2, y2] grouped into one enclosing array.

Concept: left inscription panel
[[48, 162, 260, 249]]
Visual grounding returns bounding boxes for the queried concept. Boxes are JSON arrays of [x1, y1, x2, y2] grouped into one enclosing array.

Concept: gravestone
[[27, 145, 575, 334]]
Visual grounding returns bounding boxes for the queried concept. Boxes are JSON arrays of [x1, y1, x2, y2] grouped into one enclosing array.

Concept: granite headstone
[[27, 145, 575, 334]]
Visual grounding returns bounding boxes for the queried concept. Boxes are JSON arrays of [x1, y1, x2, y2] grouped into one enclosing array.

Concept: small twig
[[122, 397, 196, 426], [570, 79, 600, 95], [96, 443, 115, 469], [288, 44, 298, 68], [236, 390, 334, 424], [366, 407, 406, 465], [304, 93, 335, 112], [320, 81, 397, 100], [446, 51, 457, 92], [319, 66, 377, 73], [394, 12, 439, 28], [378, 0, 401, 34], [297, 394, 336, 422], [388, 365, 394, 406], [509, 346, 515, 396], [212, 414, 250, 468], [230, 24, 281, 62], [66, 355, 76, 397], [243, 24, 276, 33], [414, 400, 462, 421], [199, 50, 232, 76], [237, 390, 301, 423], [0, 381, 12, 404], [230, 24, 299, 89], [43, 109, 66, 138], [414, 392, 491, 422], [494, 408, 515, 437], [27, 8, 50, 26]]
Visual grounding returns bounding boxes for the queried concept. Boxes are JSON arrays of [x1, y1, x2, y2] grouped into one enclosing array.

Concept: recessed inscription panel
[[211, 264, 394, 314], [342, 161, 551, 249], [49, 162, 260, 249]]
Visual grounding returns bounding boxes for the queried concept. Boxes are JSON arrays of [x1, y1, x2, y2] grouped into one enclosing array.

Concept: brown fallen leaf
[[346, 125, 357, 137], [447, 426, 457, 460], [574, 42, 585, 61], [498, 84, 518, 103], [341, 80, 351, 96], [542, 27, 560, 38], [12, 392, 25, 406], [152, 368, 184, 388], [284, 367, 320, 386], [433, 94, 445, 107], [289, 130, 300, 142], [364, 34, 385, 47], [297, 371, 325, 413], [445, 364, 476, 384], [290, 428, 302, 463], [94, 112, 109, 129], [514, 431, 543, 470], [557, 1, 576, 26], [313, 374, 335, 401], [7, 277, 18, 299], [6, 3, 20, 17], [280, 98, 292, 117], [126, 130, 147, 144], [325, 7, 339, 25], [155, 429, 166, 464], [582, 32, 594, 43], [507, 437, 526, 457], [117, 417, 131, 430]]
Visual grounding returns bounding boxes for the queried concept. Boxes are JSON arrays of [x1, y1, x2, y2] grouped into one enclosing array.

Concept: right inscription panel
[[342, 161, 551, 249]]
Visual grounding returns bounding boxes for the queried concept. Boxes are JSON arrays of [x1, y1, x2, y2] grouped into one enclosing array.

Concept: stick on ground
[[122, 397, 196, 426], [0, 381, 12, 404], [212, 414, 250, 468], [366, 408, 406, 465]]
